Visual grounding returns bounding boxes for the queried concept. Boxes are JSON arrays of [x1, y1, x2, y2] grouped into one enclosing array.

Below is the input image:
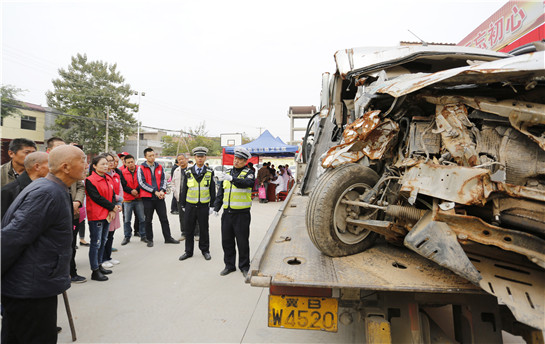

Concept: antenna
[[408, 29, 428, 46]]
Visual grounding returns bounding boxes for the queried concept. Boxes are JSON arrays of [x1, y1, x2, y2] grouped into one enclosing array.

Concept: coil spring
[[385, 205, 427, 222]]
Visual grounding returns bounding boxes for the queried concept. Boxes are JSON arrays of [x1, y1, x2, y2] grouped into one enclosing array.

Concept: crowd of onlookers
[[0, 136, 295, 342], [1, 138, 294, 284]]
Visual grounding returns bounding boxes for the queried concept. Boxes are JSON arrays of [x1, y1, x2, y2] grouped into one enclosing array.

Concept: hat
[[192, 146, 208, 156], [117, 152, 129, 158], [234, 147, 251, 160]]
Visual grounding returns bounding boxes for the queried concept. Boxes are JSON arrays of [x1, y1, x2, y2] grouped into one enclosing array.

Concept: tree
[[46, 53, 138, 154], [1, 85, 24, 121], [161, 122, 223, 156]]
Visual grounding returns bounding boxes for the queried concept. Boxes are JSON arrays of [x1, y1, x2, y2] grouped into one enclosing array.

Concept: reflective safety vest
[[223, 168, 252, 209], [186, 169, 212, 204]]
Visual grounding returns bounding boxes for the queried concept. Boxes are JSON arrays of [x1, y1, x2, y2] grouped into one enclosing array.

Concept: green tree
[[161, 122, 224, 156], [46, 53, 138, 154], [1, 85, 24, 121]]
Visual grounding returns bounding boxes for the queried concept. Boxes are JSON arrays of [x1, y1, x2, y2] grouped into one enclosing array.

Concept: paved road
[[58, 195, 349, 343]]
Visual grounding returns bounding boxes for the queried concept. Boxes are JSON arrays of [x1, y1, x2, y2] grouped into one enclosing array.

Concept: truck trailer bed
[[249, 190, 481, 294]]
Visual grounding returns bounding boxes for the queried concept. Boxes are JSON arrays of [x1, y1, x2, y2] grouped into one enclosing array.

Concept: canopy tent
[[224, 130, 298, 157], [275, 136, 286, 144]]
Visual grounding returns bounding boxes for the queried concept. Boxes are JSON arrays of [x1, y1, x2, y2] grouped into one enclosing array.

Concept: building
[[287, 105, 316, 145], [1, 102, 46, 164], [122, 129, 166, 159]]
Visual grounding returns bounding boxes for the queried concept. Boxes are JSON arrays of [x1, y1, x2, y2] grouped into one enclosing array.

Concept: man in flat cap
[[179, 147, 215, 261], [213, 147, 255, 277]]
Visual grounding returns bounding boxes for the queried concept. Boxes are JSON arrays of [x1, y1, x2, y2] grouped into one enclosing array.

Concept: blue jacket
[[1, 174, 73, 298]]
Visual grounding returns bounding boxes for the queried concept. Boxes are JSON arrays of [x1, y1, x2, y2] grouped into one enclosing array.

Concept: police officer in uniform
[[179, 147, 215, 261], [213, 147, 255, 277]]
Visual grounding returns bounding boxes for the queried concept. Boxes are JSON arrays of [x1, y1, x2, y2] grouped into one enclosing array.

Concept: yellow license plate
[[268, 294, 338, 332]]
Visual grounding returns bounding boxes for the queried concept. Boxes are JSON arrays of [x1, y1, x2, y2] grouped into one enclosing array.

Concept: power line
[[2, 103, 194, 136]]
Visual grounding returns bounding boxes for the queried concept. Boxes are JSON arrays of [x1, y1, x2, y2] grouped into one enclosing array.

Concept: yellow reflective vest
[[223, 168, 252, 209], [186, 169, 212, 204]]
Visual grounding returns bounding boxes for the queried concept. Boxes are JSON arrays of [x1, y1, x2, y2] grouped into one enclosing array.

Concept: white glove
[[216, 172, 226, 181], [209, 208, 214, 215], [224, 174, 233, 182], [213, 211, 219, 217]]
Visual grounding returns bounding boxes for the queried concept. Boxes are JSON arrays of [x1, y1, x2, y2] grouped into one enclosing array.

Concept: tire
[[306, 163, 380, 257]]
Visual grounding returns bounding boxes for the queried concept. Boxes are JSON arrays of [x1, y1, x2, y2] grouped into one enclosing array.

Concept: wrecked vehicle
[[303, 45, 545, 331], [248, 44, 544, 342]]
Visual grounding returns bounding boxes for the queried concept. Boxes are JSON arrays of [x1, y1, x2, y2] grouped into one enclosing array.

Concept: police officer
[[179, 147, 215, 261], [213, 147, 255, 277]]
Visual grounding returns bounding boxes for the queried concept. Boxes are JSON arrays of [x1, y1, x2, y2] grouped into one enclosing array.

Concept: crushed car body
[[303, 45, 545, 330]]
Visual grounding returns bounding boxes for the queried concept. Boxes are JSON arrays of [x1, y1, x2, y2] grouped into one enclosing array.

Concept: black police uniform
[[180, 165, 215, 256], [214, 166, 255, 272], [177, 166, 200, 239]]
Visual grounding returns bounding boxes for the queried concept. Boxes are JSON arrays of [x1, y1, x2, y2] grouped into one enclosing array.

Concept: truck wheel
[[307, 163, 380, 257]]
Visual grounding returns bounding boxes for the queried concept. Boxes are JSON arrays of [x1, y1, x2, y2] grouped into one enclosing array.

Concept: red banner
[[221, 148, 259, 166], [458, 1, 544, 51]]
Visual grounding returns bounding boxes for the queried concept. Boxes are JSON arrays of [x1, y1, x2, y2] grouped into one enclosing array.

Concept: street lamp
[[135, 91, 146, 160]]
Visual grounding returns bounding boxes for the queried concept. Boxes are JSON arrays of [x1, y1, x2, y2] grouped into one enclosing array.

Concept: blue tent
[[224, 130, 298, 157]]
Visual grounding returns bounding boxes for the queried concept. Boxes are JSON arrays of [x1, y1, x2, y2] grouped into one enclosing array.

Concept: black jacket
[[1, 174, 73, 298], [1, 171, 33, 219]]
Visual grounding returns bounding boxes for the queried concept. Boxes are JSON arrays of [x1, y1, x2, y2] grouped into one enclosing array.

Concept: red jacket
[[85, 172, 115, 221], [122, 166, 140, 201]]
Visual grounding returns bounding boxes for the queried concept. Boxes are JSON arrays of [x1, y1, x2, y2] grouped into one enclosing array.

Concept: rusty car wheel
[[306, 163, 379, 257]]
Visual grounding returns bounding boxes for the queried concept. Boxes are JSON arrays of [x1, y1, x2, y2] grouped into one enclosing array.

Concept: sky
[[1, 0, 507, 142]]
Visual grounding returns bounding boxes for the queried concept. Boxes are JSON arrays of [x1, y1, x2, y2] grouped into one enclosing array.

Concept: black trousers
[[1, 294, 58, 344], [184, 204, 209, 255], [221, 211, 251, 271], [143, 198, 172, 242], [70, 219, 83, 277], [178, 202, 200, 237], [170, 196, 178, 212]]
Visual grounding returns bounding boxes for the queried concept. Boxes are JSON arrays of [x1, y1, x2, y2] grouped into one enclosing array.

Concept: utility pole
[[257, 126, 264, 136], [135, 91, 146, 160], [105, 106, 110, 152]]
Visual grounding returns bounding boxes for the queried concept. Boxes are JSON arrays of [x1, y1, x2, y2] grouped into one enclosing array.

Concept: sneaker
[[195, 236, 200, 241], [147, 241, 154, 248], [71, 275, 87, 283], [134, 232, 141, 237], [108, 259, 120, 265], [141, 237, 148, 242], [178, 235, 186, 241], [102, 261, 114, 268], [171, 210, 179, 215], [111, 247, 118, 252], [121, 237, 130, 245]]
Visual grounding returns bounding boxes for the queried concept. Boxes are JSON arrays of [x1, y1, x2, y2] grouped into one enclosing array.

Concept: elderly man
[[0, 138, 37, 187], [213, 147, 255, 277], [1, 145, 86, 343], [1, 152, 49, 218]]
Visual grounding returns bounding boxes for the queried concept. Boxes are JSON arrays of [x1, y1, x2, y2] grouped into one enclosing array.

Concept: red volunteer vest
[[122, 166, 140, 201], [86, 171, 114, 221], [140, 163, 163, 198]]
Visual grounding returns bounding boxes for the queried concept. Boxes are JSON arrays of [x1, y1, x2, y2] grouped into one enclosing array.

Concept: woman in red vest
[[85, 155, 121, 282], [102, 153, 123, 268]]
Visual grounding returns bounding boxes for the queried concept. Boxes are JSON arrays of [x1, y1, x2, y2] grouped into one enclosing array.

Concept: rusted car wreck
[[301, 45, 544, 330]]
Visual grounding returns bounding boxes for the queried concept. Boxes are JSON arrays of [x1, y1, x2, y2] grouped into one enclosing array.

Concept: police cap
[[234, 147, 251, 160], [192, 146, 208, 156]]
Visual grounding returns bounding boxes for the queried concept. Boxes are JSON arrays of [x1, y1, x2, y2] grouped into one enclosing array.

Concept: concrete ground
[[58, 195, 347, 343]]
